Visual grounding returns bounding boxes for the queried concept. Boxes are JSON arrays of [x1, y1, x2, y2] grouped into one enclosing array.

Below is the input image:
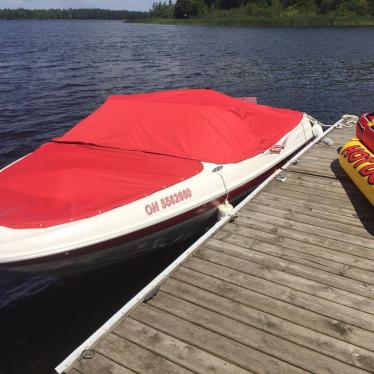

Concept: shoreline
[[126, 16, 374, 27]]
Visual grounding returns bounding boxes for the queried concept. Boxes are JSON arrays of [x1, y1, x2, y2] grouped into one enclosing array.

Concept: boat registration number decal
[[145, 188, 192, 215]]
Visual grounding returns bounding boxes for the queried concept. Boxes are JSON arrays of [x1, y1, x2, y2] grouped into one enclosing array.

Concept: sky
[[0, 0, 155, 11]]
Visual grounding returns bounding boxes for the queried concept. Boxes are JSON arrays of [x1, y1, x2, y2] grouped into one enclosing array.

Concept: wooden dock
[[58, 123, 374, 374]]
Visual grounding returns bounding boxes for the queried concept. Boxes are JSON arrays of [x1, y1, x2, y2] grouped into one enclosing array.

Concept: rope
[[215, 167, 229, 201], [337, 114, 359, 128], [305, 113, 331, 128], [212, 166, 239, 221], [305, 113, 358, 129], [304, 113, 358, 147]]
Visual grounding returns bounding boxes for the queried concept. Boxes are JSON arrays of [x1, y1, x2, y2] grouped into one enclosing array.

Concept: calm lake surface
[[0, 20, 374, 374]]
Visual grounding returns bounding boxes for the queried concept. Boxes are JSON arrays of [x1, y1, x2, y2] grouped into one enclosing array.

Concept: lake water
[[0, 20, 374, 374]]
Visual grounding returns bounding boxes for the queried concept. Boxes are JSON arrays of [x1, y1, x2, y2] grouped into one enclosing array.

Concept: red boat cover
[[55, 89, 303, 164], [0, 143, 202, 228], [0, 89, 303, 229]]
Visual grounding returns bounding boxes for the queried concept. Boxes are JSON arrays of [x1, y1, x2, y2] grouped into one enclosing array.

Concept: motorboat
[[0, 89, 322, 275]]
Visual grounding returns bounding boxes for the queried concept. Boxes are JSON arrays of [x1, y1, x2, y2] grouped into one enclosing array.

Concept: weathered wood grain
[[158, 279, 374, 372], [253, 191, 370, 227], [266, 180, 369, 208], [72, 351, 135, 374], [195, 246, 374, 312], [214, 229, 374, 285], [242, 204, 373, 239], [130, 303, 298, 374], [231, 218, 374, 262], [288, 160, 348, 179], [148, 288, 369, 374], [184, 257, 374, 332], [96, 333, 191, 374], [114, 318, 249, 374], [204, 239, 374, 302], [172, 267, 374, 351], [263, 183, 368, 212], [238, 210, 374, 248], [220, 222, 374, 271]]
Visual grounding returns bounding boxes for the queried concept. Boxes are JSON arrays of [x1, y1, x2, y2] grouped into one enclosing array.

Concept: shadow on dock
[[330, 158, 374, 235]]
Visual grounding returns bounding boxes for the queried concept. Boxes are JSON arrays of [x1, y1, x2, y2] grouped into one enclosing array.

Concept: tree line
[[0, 8, 149, 20], [150, 0, 374, 19], [1, 1, 372, 21]]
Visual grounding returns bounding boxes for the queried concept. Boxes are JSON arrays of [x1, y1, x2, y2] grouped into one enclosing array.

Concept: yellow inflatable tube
[[339, 138, 374, 205]]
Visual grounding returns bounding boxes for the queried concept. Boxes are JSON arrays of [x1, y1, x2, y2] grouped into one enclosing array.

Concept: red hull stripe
[[1, 169, 273, 268]]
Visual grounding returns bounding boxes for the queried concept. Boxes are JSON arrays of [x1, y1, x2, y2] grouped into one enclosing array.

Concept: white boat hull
[[0, 115, 315, 275]]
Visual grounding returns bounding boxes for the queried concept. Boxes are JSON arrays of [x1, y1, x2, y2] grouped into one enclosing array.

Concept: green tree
[[0, 8, 149, 20], [216, 0, 249, 9], [150, 1, 175, 18], [192, 0, 208, 15], [369, 0, 374, 14], [341, 0, 369, 14], [315, 0, 338, 13], [175, 0, 206, 17], [175, 0, 193, 17]]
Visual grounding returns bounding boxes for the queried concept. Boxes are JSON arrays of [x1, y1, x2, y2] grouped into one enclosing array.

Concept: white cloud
[[0, 0, 154, 11]]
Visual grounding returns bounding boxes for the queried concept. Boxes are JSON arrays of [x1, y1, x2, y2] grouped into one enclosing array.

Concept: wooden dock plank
[[288, 159, 347, 179], [231, 218, 374, 261], [300, 149, 341, 160], [242, 204, 373, 239], [328, 132, 356, 142], [234, 217, 374, 264], [219, 220, 374, 272], [211, 230, 374, 286], [148, 288, 367, 374], [113, 318, 250, 374], [65, 124, 374, 374], [73, 352, 135, 374], [258, 188, 371, 222], [217, 223, 374, 271], [130, 303, 300, 374], [263, 184, 369, 214], [280, 173, 361, 196], [266, 179, 368, 206], [172, 267, 374, 352], [204, 238, 374, 304], [195, 246, 374, 312], [253, 191, 371, 228], [214, 230, 374, 285], [302, 146, 341, 159], [184, 257, 374, 333], [96, 333, 193, 374], [158, 279, 374, 372], [238, 210, 374, 248]]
